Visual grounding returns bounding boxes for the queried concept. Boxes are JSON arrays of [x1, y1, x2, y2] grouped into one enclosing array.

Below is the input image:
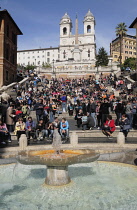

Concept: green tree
[[24, 64, 36, 71], [123, 57, 136, 69], [115, 22, 127, 69], [96, 47, 109, 66], [42, 62, 52, 68]]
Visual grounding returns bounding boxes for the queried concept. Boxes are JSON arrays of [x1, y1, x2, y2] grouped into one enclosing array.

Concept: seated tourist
[[52, 117, 60, 132], [120, 114, 130, 140], [36, 119, 45, 141], [47, 122, 54, 139], [60, 118, 69, 139], [14, 118, 26, 142], [81, 114, 88, 130], [102, 115, 115, 139], [76, 109, 83, 128], [25, 117, 36, 142], [0, 118, 11, 144]]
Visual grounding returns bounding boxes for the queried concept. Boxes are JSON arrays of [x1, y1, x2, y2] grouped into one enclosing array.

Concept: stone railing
[[0, 131, 137, 160], [17, 131, 135, 151], [113, 69, 121, 77], [38, 66, 120, 75], [125, 76, 135, 84], [0, 77, 29, 94], [0, 82, 16, 94]]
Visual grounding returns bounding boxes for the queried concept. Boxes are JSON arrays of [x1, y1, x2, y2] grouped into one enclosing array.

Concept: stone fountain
[[17, 129, 100, 186]]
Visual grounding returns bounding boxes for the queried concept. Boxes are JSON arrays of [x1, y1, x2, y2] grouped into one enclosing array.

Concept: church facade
[[17, 10, 96, 68], [59, 10, 96, 62]]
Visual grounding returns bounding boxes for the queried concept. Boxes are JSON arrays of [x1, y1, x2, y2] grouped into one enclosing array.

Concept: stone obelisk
[[73, 14, 81, 61], [75, 14, 78, 45]]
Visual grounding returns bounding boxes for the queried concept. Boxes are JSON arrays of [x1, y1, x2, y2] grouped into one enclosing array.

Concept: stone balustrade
[[0, 77, 29, 95], [37, 64, 120, 75], [17, 131, 128, 152]]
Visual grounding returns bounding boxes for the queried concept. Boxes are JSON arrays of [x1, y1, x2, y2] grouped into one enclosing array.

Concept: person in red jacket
[[102, 115, 115, 139]]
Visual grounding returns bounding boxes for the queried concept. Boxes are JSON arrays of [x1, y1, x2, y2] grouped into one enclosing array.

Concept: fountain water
[[1, 132, 137, 209], [1, 162, 137, 209]]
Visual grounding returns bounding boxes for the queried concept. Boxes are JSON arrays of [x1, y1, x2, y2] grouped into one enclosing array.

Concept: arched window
[[87, 25, 91, 33], [63, 27, 67, 35]]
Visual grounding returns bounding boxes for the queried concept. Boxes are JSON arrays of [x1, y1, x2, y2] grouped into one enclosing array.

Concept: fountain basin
[[17, 149, 100, 166], [17, 149, 100, 186]]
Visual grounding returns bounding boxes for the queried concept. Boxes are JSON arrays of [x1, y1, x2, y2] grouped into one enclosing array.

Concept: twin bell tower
[[59, 10, 96, 62]]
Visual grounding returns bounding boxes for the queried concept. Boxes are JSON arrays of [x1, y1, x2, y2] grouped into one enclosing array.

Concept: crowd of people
[[0, 72, 137, 145]]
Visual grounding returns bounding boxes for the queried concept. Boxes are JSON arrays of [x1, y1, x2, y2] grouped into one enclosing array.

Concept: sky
[[1, 0, 137, 54]]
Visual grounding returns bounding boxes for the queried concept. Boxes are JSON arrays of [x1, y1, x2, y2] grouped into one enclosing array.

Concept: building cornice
[[0, 9, 23, 35], [17, 47, 59, 53]]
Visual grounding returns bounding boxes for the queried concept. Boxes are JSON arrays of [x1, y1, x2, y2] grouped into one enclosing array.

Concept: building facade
[[17, 47, 59, 67], [110, 34, 136, 63], [0, 10, 22, 87], [59, 10, 96, 62], [17, 10, 96, 67]]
